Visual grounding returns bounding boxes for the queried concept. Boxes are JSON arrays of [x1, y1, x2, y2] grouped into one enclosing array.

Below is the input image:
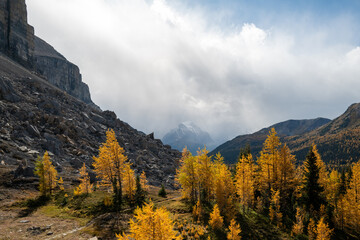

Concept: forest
[[30, 128, 360, 239]]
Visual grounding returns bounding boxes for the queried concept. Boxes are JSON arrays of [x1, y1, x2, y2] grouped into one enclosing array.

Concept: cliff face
[[0, 0, 34, 69], [34, 36, 93, 105], [0, 0, 93, 105]]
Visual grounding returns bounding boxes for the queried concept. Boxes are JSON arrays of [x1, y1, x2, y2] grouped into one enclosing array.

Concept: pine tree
[[34, 151, 59, 196], [117, 201, 179, 240], [135, 175, 146, 207], [158, 184, 167, 198], [209, 204, 224, 230], [74, 163, 93, 195], [93, 129, 129, 208], [227, 219, 241, 240], [301, 146, 325, 214], [316, 217, 333, 240]]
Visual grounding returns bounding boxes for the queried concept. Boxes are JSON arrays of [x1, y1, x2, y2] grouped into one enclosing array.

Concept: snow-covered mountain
[[162, 122, 215, 154]]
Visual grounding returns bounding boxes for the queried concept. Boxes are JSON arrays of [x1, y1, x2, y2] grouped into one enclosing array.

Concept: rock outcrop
[[34, 36, 93, 105], [0, 0, 94, 105], [0, 0, 34, 68]]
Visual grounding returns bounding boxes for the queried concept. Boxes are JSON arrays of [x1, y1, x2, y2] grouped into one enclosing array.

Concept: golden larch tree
[[93, 129, 128, 206], [117, 201, 179, 240], [227, 219, 241, 240], [308, 218, 317, 240], [176, 148, 199, 203], [140, 171, 149, 192], [291, 207, 304, 236], [34, 151, 59, 196], [269, 188, 282, 227], [74, 163, 93, 195], [316, 217, 333, 240], [213, 153, 236, 221], [341, 160, 360, 232], [257, 128, 281, 201], [123, 163, 136, 203], [197, 147, 214, 202], [209, 204, 224, 230], [235, 153, 256, 212]]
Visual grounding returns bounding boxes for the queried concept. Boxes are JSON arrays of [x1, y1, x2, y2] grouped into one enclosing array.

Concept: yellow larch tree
[[93, 129, 128, 206], [227, 219, 241, 240], [235, 153, 256, 212], [291, 207, 304, 236], [34, 151, 59, 196], [74, 163, 93, 195], [197, 147, 214, 202], [269, 188, 282, 228], [257, 128, 281, 201], [140, 171, 149, 192], [117, 201, 179, 240], [341, 160, 360, 232], [316, 217, 333, 240], [209, 204, 224, 230], [312, 145, 329, 195], [308, 218, 317, 240], [176, 148, 199, 203], [213, 153, 236, 221], [123, 163, 136, 203], [326, 169, 340, 208], [58, 177, 64, 191]]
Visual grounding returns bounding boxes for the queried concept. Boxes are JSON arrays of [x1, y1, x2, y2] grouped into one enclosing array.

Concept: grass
[[39, 204, 90, 225]]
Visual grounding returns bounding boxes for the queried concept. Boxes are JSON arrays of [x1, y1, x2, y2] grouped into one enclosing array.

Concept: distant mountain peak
[[163, 122, 214, 154]]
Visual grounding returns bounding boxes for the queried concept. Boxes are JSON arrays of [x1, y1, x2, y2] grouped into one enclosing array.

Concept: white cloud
[[26, 0, 360, 143]]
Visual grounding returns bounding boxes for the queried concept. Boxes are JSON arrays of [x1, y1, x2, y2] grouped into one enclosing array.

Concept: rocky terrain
[[0, 0, 181, 189], [210, 117, 331, 164], [162, 121, 215, 155]]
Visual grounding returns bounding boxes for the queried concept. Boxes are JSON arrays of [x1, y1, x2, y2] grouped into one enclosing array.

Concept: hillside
[[287, 103, 360, 165], [210, 117, 330, 164], [0, 0, 181, 188]]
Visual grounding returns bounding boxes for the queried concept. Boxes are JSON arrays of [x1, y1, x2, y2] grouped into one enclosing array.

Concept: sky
[[26, 0, 360, 144]]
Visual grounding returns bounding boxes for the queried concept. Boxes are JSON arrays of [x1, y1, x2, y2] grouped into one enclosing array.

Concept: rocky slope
[[0, 53, 181, 188], [210, 118, 331, 164], [0, 0, 93, 105], [162, 121, 215, 154]]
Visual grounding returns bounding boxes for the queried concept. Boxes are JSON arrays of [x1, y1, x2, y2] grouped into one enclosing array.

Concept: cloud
[[26, 0, 360, 143]]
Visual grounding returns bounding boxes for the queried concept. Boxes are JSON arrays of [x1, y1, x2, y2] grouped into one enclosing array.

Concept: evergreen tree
[[301, 147, 325, 215], [134, 175, 146, 207], [158, 184, 167, 198]]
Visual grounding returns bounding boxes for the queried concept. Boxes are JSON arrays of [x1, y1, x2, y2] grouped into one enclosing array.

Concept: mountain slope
[[210, 118, 331, 164], [0, 53, 181, 187], [287, 103, 360, 165], [0, 0, 181, 188], [162, 122, 215, 154]]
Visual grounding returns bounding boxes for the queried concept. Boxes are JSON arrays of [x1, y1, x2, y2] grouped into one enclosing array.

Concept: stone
[[19, 220, 29, 223]]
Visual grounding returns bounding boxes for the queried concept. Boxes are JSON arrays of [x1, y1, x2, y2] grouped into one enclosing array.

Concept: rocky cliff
[[0, 0, 34, 69], [0, 0, 94, 105], [34, 36, 94, 105]]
